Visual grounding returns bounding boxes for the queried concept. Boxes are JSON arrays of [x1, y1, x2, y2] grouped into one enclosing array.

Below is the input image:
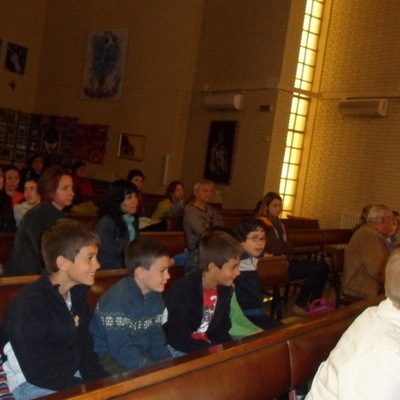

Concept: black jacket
[[0, 191, 16, 232], [163, 269, 233, 353], [5, 201, 64, 276], [1, 274, 108, 391]]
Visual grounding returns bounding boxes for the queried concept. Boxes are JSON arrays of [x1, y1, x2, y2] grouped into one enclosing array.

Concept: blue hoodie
[[90, 276, 171, 369]]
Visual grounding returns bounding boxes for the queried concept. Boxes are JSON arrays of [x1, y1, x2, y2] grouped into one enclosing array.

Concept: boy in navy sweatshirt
[[90, 238, 173, 374]]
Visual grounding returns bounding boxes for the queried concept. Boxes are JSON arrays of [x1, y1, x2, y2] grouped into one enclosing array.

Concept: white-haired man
[[343, 204, 394, 299], [183, 179, 224, 272]]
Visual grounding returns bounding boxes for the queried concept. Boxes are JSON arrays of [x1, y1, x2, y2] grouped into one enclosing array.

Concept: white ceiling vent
[[338, 98, 388, 117]]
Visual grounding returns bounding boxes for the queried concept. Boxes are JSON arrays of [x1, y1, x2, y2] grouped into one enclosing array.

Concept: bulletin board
[[0, 108, 108, 166]]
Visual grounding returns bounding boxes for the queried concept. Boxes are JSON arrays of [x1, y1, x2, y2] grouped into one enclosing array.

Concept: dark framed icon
[[5, 42, 28, 75], [204, 120, 236, 184]]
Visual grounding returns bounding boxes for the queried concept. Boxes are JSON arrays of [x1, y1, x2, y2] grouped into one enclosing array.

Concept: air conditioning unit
[[203, 93, 243, 111], [338, 98, 388, 117]]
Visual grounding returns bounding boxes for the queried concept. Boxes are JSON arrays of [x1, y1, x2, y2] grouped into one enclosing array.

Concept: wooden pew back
[[41, 295, 383, 400], [141, 231, 186, 257], [0, 267, 184, 326], [257, 255, 289, 287], [282, 218, 320, 230]]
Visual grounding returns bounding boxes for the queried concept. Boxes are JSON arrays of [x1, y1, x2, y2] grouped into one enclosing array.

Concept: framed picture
[[204, 120, 237, 184], [81, 29, 129, 101], [5, 42, 28, 75], [118, 133, 146, 161]]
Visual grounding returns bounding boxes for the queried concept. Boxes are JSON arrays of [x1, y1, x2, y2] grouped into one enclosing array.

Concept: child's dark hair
[[234, 218, 268, 241], [98, 179, 138, 233], [41, 219, 100, 273], [125, 238, 170, 274], [199, 228, 242, 271], [71, 160, 86, 174], [165, 180, 183, 200], [127, 169, 145, 181]]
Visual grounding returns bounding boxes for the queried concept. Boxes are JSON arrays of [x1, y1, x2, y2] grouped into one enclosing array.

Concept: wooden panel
[[257, 256, 289, 287], [141, 231, 186, 256], [282, 218, 320, 230]]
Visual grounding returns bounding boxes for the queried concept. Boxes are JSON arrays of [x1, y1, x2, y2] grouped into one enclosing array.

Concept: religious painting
[[81, 29, 129, 101], [204, 120, 236, 184], [4, 42, 28, 75], [118, 133, 146, 161]]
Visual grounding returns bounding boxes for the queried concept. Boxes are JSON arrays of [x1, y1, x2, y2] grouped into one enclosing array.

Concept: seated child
[[234, 218, 282, 330], [90, 238, 173, 374], [1, 219, 108, 400], [163, 229, 242, 354], [13, 178, 41, 225]]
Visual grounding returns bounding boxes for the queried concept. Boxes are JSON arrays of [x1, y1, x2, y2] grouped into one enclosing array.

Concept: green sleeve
[[229, 291, 262, 339], [151, 199, 171, 220]]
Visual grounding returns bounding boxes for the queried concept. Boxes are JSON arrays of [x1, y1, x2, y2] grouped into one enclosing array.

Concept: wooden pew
[[257, 255, 289, 319], [67, 212, 98, 228], [286, 229, 353, 306], [0, 229, 351, 278], [0, 267, 185, 326], [0, 232, 14, 264], [282, 218, 320, 230], [141, 231, 186, 258], [286, 228, 352, 257], [40, 295, 383, 400], [0, 232, 186, 278]]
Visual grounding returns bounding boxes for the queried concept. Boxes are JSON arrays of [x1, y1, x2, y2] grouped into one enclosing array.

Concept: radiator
[[340, 212, 360, 229]]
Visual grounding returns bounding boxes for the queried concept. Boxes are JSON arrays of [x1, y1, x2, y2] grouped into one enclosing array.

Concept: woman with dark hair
[[95, 179, 139, 269], [126, 169, 147, 216], [5, 166, 74, 276], [257, 192, 329, 316], [151, 180, 185, 220], [20, 154, 45, 188]]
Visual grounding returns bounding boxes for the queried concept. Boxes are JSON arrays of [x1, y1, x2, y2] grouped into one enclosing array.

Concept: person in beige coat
[[343, 205, 394, 299]]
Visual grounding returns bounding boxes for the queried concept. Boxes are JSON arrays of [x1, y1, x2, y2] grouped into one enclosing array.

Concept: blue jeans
[[12, 371, 82, 400], [167, 345, 186, 358], [12, 382, 55, 400]]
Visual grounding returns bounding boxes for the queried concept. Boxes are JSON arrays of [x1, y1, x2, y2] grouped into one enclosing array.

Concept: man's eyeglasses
[[246, 235, 266, 243]]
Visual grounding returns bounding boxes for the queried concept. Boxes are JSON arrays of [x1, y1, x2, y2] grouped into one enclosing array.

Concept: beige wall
[[0, 0, 305, 211], [0, 0, 47, 111], [301, 0, 400, 228], [35, 0, 204, 195], [3, 0, 400, 226], [182, 0, 305, 209]]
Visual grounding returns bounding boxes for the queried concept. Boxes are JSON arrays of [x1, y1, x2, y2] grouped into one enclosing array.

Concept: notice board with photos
[[0, 108, 108, 166]]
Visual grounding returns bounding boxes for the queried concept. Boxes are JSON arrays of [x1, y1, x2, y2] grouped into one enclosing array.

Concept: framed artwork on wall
[[4, 42, 28, 75], [118, 133, 146, 161], [81, 29, 129, 101], [204, 120, 237, 184]]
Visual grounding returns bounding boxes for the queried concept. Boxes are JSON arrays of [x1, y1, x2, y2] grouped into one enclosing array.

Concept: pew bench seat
[[41, 295, 383, 400]]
